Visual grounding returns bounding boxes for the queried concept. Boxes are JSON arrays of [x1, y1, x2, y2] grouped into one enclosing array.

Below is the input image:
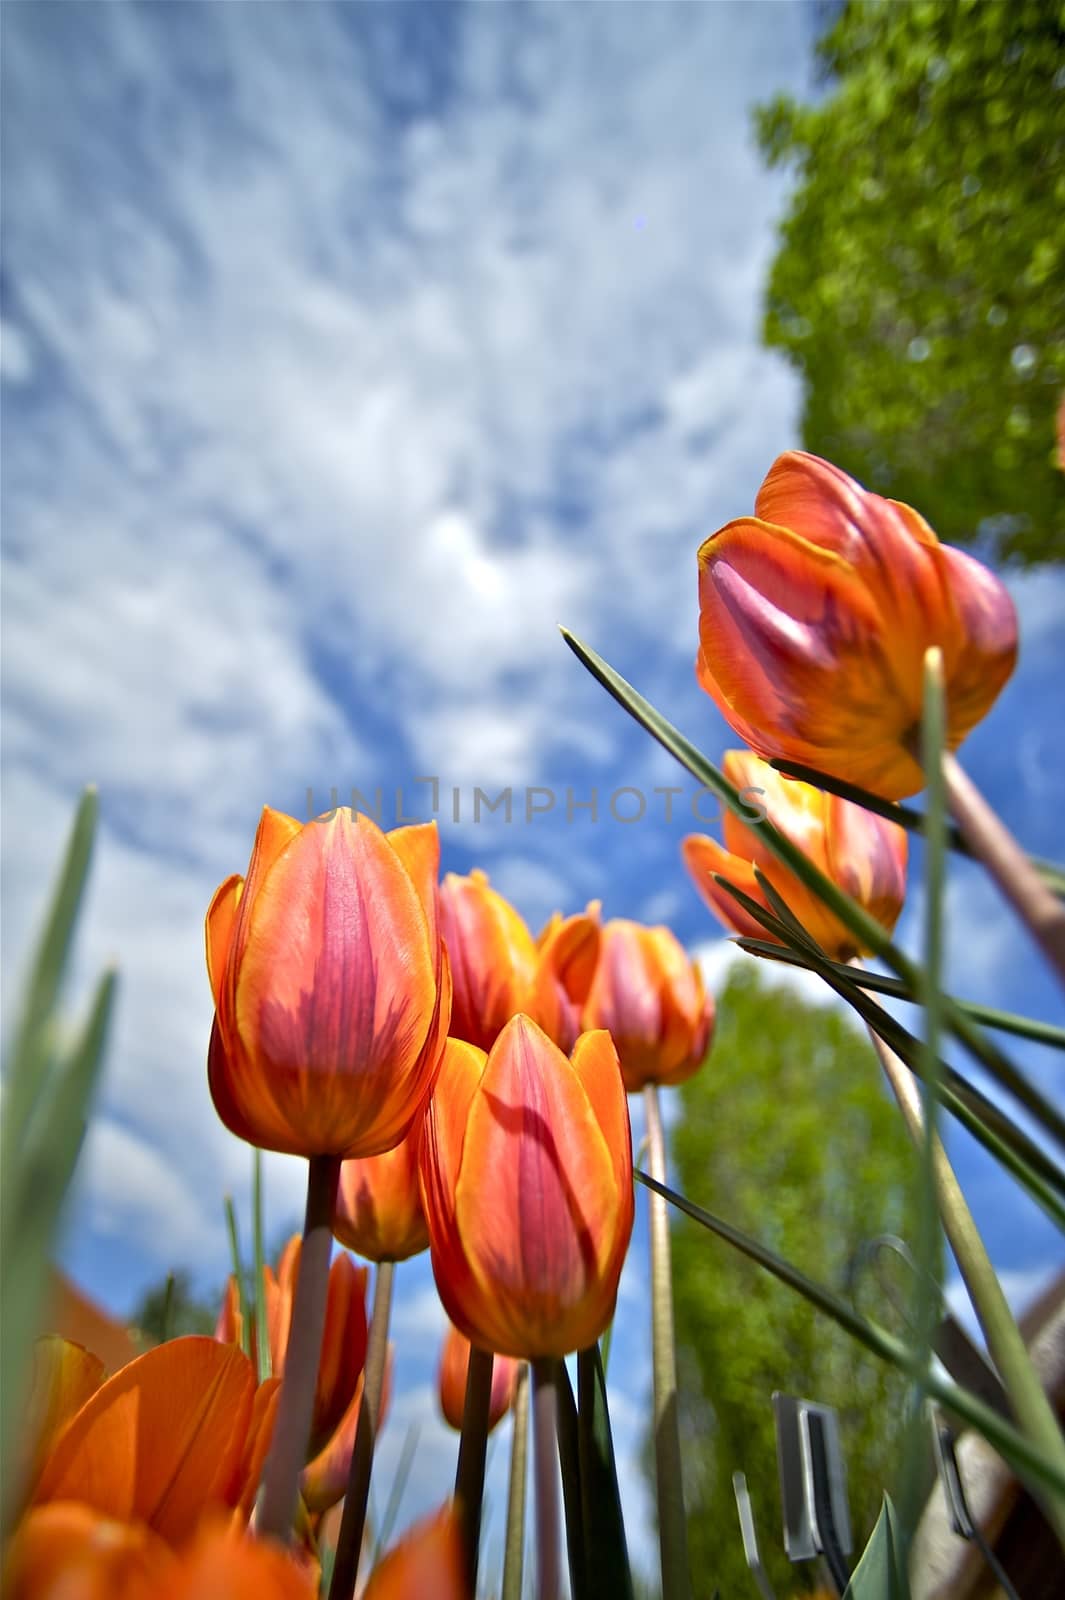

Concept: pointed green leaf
[[577, 1346, 634, 1600], [843, 1495, 910, 1600]]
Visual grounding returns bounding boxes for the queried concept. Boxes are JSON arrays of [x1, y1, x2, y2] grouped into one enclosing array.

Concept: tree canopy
[[756, 0, 1065, 565], [665, 963, 923, 1596]]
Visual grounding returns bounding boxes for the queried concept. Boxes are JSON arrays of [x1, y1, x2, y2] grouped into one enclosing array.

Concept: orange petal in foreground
[[2, 1501, 175, 1600], [696, 450, 1017, 799], [682, 749, 908, 961], [421, 1019, 633, 1359], [582, 919, 714, 1092], [362, 1506, 469, 1600], [154, 1519, 318, 1600], [33, 1337, 256, 1545]]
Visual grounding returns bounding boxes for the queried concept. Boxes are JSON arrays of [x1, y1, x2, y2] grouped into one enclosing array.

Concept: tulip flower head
[[420, 1018, 634, 1359], [362, 1506, 467, 1600], [582, 919, 714, 1093], [441, 871, 601, 1054], [205, 810, 451, 1159], [437, 1322, 518, 1433], [333, 1117, 431, 1263], [696, 451, 1018, 799], [683, 750, 908, 961]]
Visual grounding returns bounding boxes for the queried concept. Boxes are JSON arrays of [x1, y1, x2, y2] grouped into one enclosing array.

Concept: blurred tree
[[756, 0, 1065, 564], [131, 1269, 217, 1345], [664, 964, 923, 1597]]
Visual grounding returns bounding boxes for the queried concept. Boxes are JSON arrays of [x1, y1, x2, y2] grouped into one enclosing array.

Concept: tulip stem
[[643, 1084, 692, 1600], [329, 1258, 395, 1600], [942, 751, 1065, 984], [502, 1364, 530, 1600], [257, 1153, 340, 1542], [868, 1031, 1065, 1548], [453, 1344, 495, 1591], [532, 1359, 562, 1600]]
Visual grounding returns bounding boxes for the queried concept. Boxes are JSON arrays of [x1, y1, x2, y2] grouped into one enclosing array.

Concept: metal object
[[773, 1393, 852, 1594]]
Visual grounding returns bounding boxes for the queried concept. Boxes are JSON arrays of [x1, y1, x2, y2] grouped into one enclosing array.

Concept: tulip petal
[[682, 834, 772, 943], [235, 1378, 280, 1522], [206, 875, 244, 1007], [20, 1338, 106, 1503], [453, 1016, 618, 1357], [2, 1502, 176, 1599], [155, 1519, 318, 1600], [34, 1336, 256, 1544], [934, 542, 1019, 743], [441, 871, 539, 1051], [362, 1507, 466, 1600], [389, 822, 441, 947], [334, 1124, 431, 1264]]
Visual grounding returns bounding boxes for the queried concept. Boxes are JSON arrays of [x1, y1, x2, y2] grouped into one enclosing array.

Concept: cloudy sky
[[3, 0, 1062, 1581]]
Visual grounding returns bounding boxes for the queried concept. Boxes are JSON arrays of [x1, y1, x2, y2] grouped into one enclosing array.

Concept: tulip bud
[[362, 1506, 466, 1600], [683, 751, 908, 961], [582, 920, 714, 1092], [263, 1239, 368, 1458], [420, 1019, 633, 1359], [334, 1119, 430, 1264], [439, 870, 539, 1051], [437, 1322, 518, 1433], [532, 903, 601, 1053], [206, 812, 451, 1160], [696, 451, 1017, 799]]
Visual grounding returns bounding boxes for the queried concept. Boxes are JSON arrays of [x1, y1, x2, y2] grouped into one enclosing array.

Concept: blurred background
[[3, 2, 1063, 1590]]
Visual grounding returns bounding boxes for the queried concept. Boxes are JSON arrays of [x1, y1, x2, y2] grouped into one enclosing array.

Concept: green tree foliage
[[131, 1270, 217, 1344], [756, 0, 1065, 564], [667, 964, 923, 1596]]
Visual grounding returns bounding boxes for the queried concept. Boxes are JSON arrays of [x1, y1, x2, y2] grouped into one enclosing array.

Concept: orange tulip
[[582, 920, 714, 1092], [532, 904, 602, 1053], [420, 1019, 633, 1359], [439, 870, 540, 1051], [215, 1237, 368, 1461], [441, 870, 602, 1053], [18, 1338, 106, 1505], [32, 1338, 256, 1545], [154, 1520, 319, 1600], [696, 451, 1018, 799], [2, 1502, 176, 1599], [333, 1119, 430, 1263], [362, 1506, 468, 1600], [300, 1346, 394, 1514], [683, 750, 908, 961], [437, 1323, 518, 1433], [206, 810, 451, 1158]]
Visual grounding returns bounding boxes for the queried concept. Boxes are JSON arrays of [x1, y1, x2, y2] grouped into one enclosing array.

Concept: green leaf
[[559, 629, 1065, 1153], [252, 1147, 271, 1385], [843, 1494, 910, 1600], [577, 1346, 635, 1600], [555, 1359, 587, 1600], [633, 1169, 1065, 1505]]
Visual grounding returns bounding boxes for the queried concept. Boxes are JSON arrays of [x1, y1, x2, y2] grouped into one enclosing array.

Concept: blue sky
[[3, 0, 1062, 1581]]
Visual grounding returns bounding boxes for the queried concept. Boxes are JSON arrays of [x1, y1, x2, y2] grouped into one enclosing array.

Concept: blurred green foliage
[[131, 1270, 217, 1345], [666, 964, 923, 1596], [756, 0, 1065, 564]]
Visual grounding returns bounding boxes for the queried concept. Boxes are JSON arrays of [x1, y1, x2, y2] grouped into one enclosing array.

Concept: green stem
[[223, 1194, 252, 1361], [869, 1033, 1065, 1548], [642, 1084, 691, 1600], [454, 1344, 495, 1593], [257, 1153, 340, 1541], [943, 751, 1065, 984], [329, 1259, 395, 1600], [502, 1365, 530, 1600], [252, 1147, 271, 1385], [532, 1359, 562, 1600]]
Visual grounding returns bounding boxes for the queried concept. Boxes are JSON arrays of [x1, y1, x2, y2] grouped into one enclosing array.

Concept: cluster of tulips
[[9, 448, 1062, 1600]]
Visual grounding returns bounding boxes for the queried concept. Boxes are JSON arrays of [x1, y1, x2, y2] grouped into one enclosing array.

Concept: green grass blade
[[715, 883, 1065, 1223], [577, 1345, 634, 1600], [0, 966, 117, 1535], [4, 788, 98, 1144], [633, 1170, 1065, 1504], [252, 1146, 271, 1385], [734, 940, 1065, 1051], [559, 629, 1065, 1152], [224, 1193, 253, 1361]]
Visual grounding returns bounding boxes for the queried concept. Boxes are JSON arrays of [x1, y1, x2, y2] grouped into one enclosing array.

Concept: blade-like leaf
[[842, 1494, 910, 1600], [556, 1359, 587, 1600], [577, 1346, 634, 1600], [633, 1169, 1065, 1505], [559, 630, 1065, 1151]]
